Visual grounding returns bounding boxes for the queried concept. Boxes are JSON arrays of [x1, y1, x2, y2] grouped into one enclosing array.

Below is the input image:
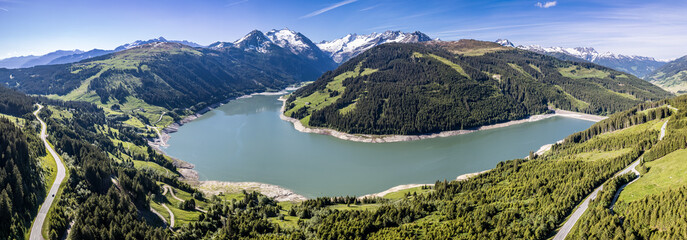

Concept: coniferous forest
[[286, 41, 671, 135]]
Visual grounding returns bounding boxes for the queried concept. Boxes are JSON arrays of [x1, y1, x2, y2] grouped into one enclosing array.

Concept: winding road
[[163, 185, 207, 213], [553, 119, 669, 240], [30, 104, 67, 240]]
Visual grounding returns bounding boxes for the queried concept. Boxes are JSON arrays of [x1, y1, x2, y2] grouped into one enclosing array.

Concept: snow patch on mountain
[[495, 39, 667, 78], [233, 30, 275, 53], [496, 39, 515, 48], [318, 31, 433, 63]]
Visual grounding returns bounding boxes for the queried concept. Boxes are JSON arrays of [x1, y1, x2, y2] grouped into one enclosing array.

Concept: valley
[[162, 93, 595, 197], [0, 11, 686, 239]]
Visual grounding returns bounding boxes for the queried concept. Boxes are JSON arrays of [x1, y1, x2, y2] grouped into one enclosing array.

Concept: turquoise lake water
[[163, 94, 595, 197]]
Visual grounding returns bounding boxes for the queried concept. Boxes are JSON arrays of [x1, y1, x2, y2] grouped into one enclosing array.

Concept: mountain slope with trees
[[645, 55, 687, 93], [0, 32, 336, 127], [2, 53, 687, 240], [285, 40, 672, 135]]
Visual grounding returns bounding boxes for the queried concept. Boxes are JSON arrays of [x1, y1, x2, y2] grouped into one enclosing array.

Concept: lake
[[163, 94, 595, 198]]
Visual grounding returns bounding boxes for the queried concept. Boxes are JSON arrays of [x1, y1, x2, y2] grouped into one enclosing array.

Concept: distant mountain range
[[495, 39, 667, 78], [0, 30, 430, 69], [285, 40, 670, 136], [0, 30, 336, 113], [0, 50, 84, 69], [317, 31, 433, 63], [0, 37, 203, 69], [645, 56, 687, 93]]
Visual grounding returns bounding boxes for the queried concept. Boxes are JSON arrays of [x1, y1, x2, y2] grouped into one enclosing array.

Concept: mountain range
[[1, 28, 686, 240], [0, 37, 203, 69], [496, 39, 667, 78], [0, 50, 84, 69], [0, 30, 338, 120], [645, 56, 687, 93], [317, 31, 433, 63], [0, 30, 432, 70]]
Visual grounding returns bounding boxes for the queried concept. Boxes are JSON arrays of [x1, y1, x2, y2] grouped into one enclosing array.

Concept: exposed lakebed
[[163, 94, 594, 198]]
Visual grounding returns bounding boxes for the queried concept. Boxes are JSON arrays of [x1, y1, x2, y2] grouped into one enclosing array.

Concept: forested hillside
[[2, 52, 687, 239], [0, 86, 45, 239], [0, 41, 333, 129], [285, 40, 671, 135], [568, 95, 687, 239], [166, 93, 680, 239], [645, 55, 687, 93]]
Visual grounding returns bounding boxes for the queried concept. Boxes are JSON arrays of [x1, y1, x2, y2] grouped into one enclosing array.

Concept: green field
[[413, 52, 469, 78], [40, 150, 57, 194], [153, 184, 207, 227], [285, 61, 377, 125], [569, 148, 634, 162], [618, 148, 687, 202], [554, 85, 590, 110], [383, 186, 433, 200], [0, 113, 27, 127], [41, 142, 70, 239], [133, 160, 177, 178], [558, 66, 610, 79]]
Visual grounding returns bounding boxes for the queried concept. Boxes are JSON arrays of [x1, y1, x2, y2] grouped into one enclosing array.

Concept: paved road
[[660, 119, 668, 140], [30, 104, 67, 240], [554, 119, 669, 240], [553, 184, 604, 240]]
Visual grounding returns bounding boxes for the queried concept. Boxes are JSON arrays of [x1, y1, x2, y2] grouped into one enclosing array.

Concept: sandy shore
[[280, 98, 607, 143]]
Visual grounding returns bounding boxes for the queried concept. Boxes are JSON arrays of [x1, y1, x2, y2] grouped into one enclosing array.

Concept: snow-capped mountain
[[210, 29, 336, 71], [495, 39, 515, 48], [265, 29, 332, 61], [207, 42, 233, 49], [497, 39, 667, 78], [318, 31, 433, 63], [232, 30, 276, 53], [114, 37, 202, 51]]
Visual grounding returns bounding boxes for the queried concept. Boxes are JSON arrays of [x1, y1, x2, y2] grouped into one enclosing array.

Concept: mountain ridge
[[317, 30, 433, 63], [496, 39, 667, 78], [285, 40, 671, 135], [645, 55, 687, 93]]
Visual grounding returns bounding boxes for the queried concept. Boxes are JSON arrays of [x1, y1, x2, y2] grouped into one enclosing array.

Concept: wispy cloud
[[535, 1, 557, 8], [300, 0, 357, 19], [226, 0, 249, 7], [0, 7, 7, 12], [434, 23, 557, 36], [367, 25, 398, 31], [360, 4, 380, 11]]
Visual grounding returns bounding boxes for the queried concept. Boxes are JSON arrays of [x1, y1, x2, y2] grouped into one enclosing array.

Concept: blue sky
[[1, 0, 686, 60]]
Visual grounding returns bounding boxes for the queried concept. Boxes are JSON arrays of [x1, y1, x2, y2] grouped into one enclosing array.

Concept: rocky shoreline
[[359, 170, 491, 199], [146, 89, 312, 202], [149, 89, 607, 203], [279, 98, 607, 143]]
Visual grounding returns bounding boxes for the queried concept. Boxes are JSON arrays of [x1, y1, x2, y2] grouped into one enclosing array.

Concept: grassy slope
[[285, 61, 377, 126], [43, 45, 202, 129], [153, 184, 207, 227], [619, 148, 687, 202]]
